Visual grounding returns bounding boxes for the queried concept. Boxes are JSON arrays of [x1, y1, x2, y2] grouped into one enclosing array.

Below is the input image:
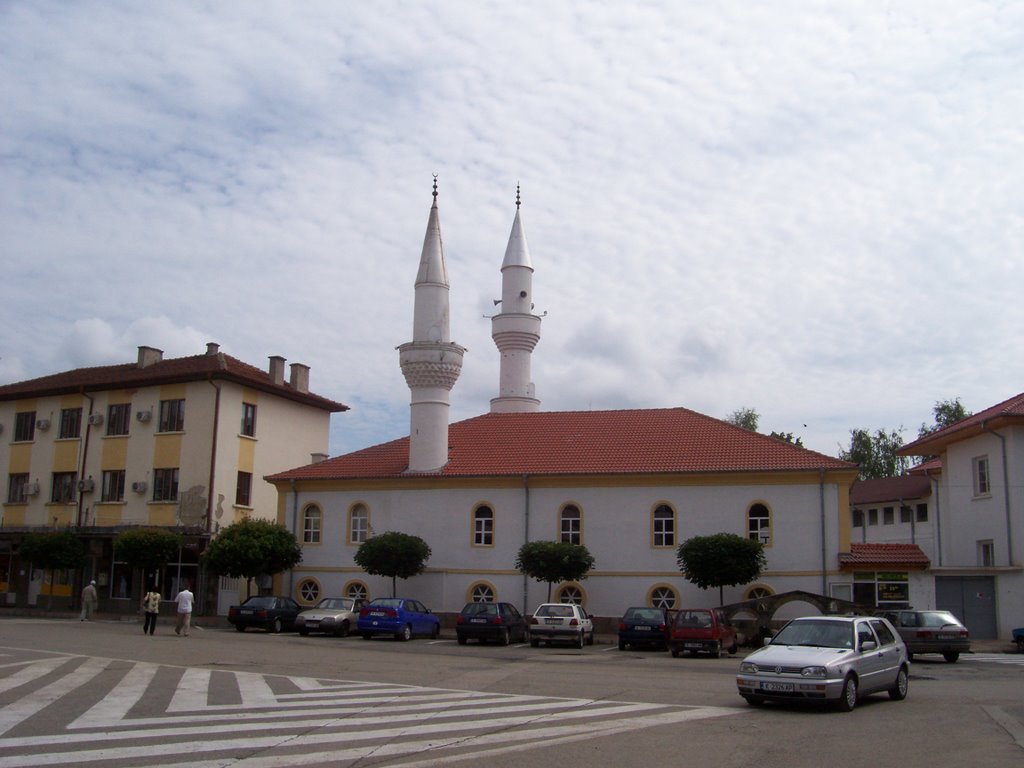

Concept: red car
[[669, 608, 738, 657]]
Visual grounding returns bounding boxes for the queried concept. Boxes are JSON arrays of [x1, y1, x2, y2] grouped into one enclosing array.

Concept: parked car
[[736, 615, 909, 711], [227, 596, 301, 633], [669, 608, 738, 657], [357, 598, 441, 641], [618, 606, 671, 650], [879, 609, 971, 663], [295, 597, 366, 637], [528, 603, 595, 648], [1014, 627, 1024, 653], [455, 602, 528, 645]]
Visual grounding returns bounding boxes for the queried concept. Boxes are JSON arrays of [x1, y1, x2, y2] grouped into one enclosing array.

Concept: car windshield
[[773, 619, 854, 649], [369, 598, 403, 609], [315, 598, 353, 611], [462, 603, 498, 616], [536, 605, 574, 618], [918, 611, 963, 628], [625, 608, 664, 622]]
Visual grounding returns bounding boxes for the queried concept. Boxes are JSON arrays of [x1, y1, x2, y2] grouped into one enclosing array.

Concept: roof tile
[[839, 543, 930, 569]]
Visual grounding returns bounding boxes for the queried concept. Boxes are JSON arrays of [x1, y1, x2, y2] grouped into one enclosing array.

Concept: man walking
[[80, 580, 98, 621], [174, 583, 194, 636]]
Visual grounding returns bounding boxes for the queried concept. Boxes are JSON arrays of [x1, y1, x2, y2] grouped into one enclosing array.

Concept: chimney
[[268, 356, 286, 385], [310, 452, 328, 464], [137, 346, 164, 368], [206, 342, 220, 356], [289, 363, 310, 393]]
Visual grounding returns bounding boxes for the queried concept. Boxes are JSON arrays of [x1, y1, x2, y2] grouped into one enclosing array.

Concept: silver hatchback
[[736, 615, 909, 711]]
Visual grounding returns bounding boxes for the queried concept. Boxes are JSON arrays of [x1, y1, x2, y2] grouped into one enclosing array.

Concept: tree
[[918, 397, 971, 438], [114, 528, 182, 586], [838, 427, 909, 479], [676, 533, 766, 606], [18, 531, 85, 610], [725, 407, 759, 431], [354, 531, 431, 597], [515, 540, 596, 601], [769, 430, 804, 448], [202, 518, 302, 599]]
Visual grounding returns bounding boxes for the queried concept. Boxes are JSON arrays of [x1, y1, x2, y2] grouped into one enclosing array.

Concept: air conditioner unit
[[78, 478, 95, 493], [136, 411, 152, 423], [88, 413, 104, 426], [35, 419, 50, 431], [24, 482, 40, 497], [131, 481, 148, 494]]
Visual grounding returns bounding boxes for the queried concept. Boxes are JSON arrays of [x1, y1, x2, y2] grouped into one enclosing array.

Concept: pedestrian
[[174, 583, 194, 636], [141, 584, 161, 636], [80, 579, 98, 621]]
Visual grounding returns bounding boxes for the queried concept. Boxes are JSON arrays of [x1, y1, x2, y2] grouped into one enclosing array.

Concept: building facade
[[0, 343, 346, 611]]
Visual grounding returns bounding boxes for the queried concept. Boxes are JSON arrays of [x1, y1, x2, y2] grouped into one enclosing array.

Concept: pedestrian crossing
[[963, 653, 1024, 666], [0, 651, 738, 766]]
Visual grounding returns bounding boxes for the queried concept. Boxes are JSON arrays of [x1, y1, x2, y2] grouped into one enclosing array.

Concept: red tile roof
[[900, 390, 1024, 456], [849, 476, 932, 505], [268, 408, 857, 481], [839, 543, 930, 569], [0, 352, 348, 412], [908, 457, 943, 475]]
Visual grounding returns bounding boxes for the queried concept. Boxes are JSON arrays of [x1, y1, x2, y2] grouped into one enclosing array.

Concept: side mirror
[[861, 640, 877, 652], [762, 636, 773, 647]]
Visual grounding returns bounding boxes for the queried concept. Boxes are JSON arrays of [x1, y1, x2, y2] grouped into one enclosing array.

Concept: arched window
[[652, 504, 675, 547], [349, 503, 369, 544], [557, 584, 585, 605], [745, 584, 773, 600], [302, 505, 322, 544], [297, 578, 320, 604], [469, 582, 495, 602], [747, 503, 771, 546], [473, 505, 494, 546], [649, 584, 678, 609], [560, 504, 582, 545], [345, 581, 368, 602]]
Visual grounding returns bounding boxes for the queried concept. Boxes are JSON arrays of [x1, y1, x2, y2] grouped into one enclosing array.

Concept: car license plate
[[370, 611, 386, 617], [760, 682, 794, 693], [684, 642, 702, 649], [937, 633, 956, 640], [306, 621, 319, 628], [545, 618, 562, 625], [470, 618, 487, 624], [241, 609, 253, 615], [634, 625, 652, 631]]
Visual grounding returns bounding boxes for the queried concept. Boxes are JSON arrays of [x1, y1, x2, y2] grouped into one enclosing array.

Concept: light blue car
[[357, 597, 441, 641]]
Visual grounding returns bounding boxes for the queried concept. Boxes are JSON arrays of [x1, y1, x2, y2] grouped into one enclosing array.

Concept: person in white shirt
[[174, 584, 195, 636]]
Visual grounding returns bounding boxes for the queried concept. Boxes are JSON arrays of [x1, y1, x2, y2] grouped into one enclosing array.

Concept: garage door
[[935, 576, 997, 640]]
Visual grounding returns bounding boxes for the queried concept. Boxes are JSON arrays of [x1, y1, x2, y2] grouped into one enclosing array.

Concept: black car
[[455, 602, 528, 645], [618, 606, 671, 650], [227, 596, 301, 633]]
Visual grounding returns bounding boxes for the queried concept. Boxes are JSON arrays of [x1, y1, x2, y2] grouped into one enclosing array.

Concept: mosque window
[[559, 504, 582, 545], [652, 504, 675, 547], [302, 505, 322, 544], [473, 505, 494, 546], [649, 585, 678, 609], [557, 584, 585, 605], [349, 503, 369, 544], [345, 581, 369, 603], [297, 578, 320, 604], [747, 503, 772, 547], [469, 582, 495, 602]]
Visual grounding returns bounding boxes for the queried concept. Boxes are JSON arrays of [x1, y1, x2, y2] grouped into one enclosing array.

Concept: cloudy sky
[[2, 1, 1022, 460]]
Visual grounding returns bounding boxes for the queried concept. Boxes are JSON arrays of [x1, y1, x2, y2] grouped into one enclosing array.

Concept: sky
[[2, 1, 1022, 461]]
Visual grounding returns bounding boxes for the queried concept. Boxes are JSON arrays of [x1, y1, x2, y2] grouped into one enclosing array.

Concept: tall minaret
[[398, 177, 466, 472], [490, 185, 542, 413]]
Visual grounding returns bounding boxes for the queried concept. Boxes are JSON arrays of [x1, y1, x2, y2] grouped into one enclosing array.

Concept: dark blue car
[[357, 597, 441, 641], [618, 606, 671, 650]]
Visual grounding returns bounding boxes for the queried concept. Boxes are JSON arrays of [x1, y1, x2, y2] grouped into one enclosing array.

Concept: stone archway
[[721, 590, 866, 644]]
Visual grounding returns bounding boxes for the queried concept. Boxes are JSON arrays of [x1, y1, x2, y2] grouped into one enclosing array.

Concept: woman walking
[[141, 585, 161, 635]]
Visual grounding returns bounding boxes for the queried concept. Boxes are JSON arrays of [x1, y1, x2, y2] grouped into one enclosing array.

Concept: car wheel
[[576, 632, 585, 649], [234, 625, 246, 633], [396, 624, 412, 642], [671, 648, 680, 658], [530, 637, 540, 648], [337, 620, 350, 638], [271, 618, 283, 634], [943, 651, 960, 663], [618, 640, 627, 651], [742, 695, 764, 706], [836, 675, 858, 712], [430, 623, 440, 640], [299, 628, 309, 637], [728, 640, 738, 655], [586, 631, 594, 646], [889, 666, 909, 701], [361, 632, 372, 640], [457, 635, 467, 645], [499, 629, 510, 646]]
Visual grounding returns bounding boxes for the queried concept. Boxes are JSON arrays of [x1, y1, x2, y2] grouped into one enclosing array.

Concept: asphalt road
[[0, 617, 1021, 767]]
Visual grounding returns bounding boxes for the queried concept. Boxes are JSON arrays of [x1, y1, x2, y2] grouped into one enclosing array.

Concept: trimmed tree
[[114, 528, 183, 588], [515, 540, 596, 602], [676, 533, 766, 606], [202, 518, 302, 599], [354, 531, 431, 598], [18, 531, 86, 610]]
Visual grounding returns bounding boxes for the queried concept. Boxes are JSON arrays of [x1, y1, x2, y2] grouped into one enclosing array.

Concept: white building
[[268, 183, 872, 620]]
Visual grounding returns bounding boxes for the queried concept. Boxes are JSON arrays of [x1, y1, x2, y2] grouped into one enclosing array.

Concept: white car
[[294, 597, 365, 637], [529, 603, 595, 648], [736, 615, 909, 712]]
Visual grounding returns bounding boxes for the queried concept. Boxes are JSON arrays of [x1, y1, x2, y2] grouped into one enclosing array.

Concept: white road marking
[[0, 657, 109, 735]]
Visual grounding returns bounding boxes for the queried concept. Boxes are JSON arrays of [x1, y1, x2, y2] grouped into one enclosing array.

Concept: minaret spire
[[490, 184, 542, 413], [398, 177, 466, 471]]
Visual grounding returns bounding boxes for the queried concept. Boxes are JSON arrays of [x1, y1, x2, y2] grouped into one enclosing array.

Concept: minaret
[[490, 185, 542, 413], [398, 177, 466, 472]]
